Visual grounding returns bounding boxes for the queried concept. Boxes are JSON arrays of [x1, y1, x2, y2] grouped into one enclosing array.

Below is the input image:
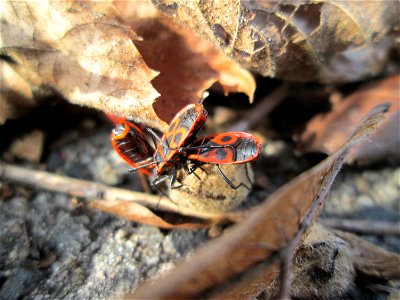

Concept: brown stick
[[320, 218, 400, 236], [0, 162, 225, 220], [228, 83, 288, 132]]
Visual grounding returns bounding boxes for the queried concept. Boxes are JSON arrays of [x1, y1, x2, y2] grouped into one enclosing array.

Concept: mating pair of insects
[[111, 103, 261, 194]]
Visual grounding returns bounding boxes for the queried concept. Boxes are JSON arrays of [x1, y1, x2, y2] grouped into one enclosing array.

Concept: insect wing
[[111, 121, 154, 175], [188, 132, 261, 164], [155, 103, 208, 172]]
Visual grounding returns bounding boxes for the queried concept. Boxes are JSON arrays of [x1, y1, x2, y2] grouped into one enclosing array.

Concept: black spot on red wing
[[221, 135, 232, 142], [168, 119, 179, 133], [173, 132, 182, 145], [216, 148, 228, 160]]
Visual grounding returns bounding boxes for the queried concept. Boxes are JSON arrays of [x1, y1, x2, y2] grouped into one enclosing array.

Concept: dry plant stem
[[228, 83, 288, 132], [0, 162, 226, 220], [320, 218, 400, 236], [138, 172, 151, 194]]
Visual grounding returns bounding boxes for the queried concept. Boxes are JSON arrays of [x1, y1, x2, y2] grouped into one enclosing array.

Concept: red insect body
[[188, 132, 261, 164], [111, 121, 154, 175], [153, 103, 208, 174]]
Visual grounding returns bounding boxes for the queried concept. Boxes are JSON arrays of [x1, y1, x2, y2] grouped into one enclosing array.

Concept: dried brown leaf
[[5, 130, 45, 163], [156, 0, 399, 82], [128, 104, 390, 299], [333, 230, 400, 281], [300, 75, 400, 165], [0, 61, 36, 124], [0, 1, 163, 129], [115, 1, 255, 123], [87, 199, 210, 229]]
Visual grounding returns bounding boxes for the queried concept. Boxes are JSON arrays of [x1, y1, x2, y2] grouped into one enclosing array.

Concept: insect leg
[[244, 163, 253, 186], [151, 174, 172, 200], [216, 164, 250, 190], [128, 159, 158, 173], [169, 162, 185, 189], [183, 160, 201, 180], [146, 128, 170, 149]]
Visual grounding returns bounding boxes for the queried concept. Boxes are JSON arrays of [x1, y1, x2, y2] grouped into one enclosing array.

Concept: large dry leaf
[[0, 1, 163, 129], [155, 0, 399, 82], [300, 75, 400, 165], [114, 1, 255, 124], [129, 104, 390, 299]]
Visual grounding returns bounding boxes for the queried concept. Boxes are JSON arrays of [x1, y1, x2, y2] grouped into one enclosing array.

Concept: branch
[[0, 162, 226, 220], [228, 83, 288, 132]]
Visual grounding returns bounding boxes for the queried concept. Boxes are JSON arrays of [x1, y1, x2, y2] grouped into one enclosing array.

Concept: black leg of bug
[[147, 129, 161, 149], [145, 128, 235, 153], [187, 161, 209, 176], [128, 160, 159, 173], [244, 163, 253, 187], [216, 164, 250, 190], [146, 128, 170, 149], [183, 161, 201, 181], [168, 167, 183, 189], [178, 144, 236, 153], [151, 174, 172, 200]]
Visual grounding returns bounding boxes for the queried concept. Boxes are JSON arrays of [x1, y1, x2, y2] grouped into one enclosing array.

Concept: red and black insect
[[188, 132, 261, 164], [126, 103, 209, 190], [151, 103, 208, 173], [111, 103, 262, 192], [186, 131, 261, 189], [111, 121, 155, 176]]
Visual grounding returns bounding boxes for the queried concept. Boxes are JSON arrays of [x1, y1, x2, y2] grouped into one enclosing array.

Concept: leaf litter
[[1, 0, 399, 299]]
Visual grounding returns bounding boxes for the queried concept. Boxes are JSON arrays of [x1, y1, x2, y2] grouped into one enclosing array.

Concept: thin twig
[[0, 162, 226, 220], [138, 172, 151, 194], [320, 218, 400, 236], [228, 83, 288, 132]]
